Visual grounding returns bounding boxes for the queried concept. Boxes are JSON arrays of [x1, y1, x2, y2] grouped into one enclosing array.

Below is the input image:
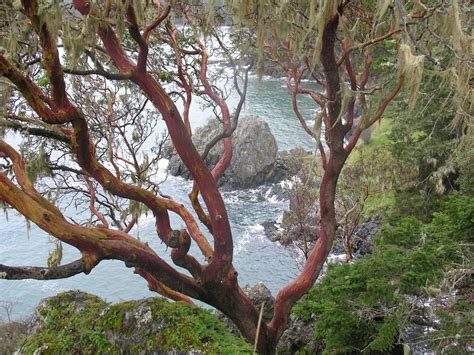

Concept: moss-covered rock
[[19, 290, 252, 354]]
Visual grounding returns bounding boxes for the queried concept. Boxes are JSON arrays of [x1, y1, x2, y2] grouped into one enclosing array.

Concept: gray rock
[[276, 314, 321, 354], [242, 283, 275, 322], [166, 116, 285, 188]]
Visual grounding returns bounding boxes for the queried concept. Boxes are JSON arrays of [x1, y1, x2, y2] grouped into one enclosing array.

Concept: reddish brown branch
[[143, 5, 172, 41], [75, 1, 232, 280], [195, 38, 233, 183], [337, 28, 402, 66], [22, 0, 70, 108], [84, 175, 110, 228], [0, 140, 62, 216], [1, 29, 213, 262], [134, 268, 194, 304], [0, 56, 69, 124], [345, 73, 404, 154], [189, 183, 213, 233], [269, 235, 330, 338], [0, 171, 205, 299], [166, 22, 193, 136]]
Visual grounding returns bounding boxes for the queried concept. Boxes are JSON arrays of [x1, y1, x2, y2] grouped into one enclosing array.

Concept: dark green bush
[[294, 194, 473, 354]]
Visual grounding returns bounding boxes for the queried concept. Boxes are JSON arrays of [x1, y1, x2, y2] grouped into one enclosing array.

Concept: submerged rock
[[167, 116, 287, 188], [19, 290, 251, 354]]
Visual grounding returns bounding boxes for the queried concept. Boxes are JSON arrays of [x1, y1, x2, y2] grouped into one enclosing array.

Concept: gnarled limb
[[1, 53, 213, 263], [0, 171, 205, 300], [0, 118, 70, 143], [134, 268, 194, 304], [0, 259, 86, 280]]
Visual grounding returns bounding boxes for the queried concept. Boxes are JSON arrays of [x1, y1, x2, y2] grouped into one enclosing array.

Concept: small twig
[[253, 301, 266, 354]]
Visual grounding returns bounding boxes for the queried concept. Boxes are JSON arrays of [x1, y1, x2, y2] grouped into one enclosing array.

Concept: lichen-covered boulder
[[167, 116, 285, 188], [19, 291, 252, 354]]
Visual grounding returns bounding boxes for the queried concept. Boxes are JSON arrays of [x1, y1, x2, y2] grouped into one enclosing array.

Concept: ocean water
[[0, 77, 318, 321]]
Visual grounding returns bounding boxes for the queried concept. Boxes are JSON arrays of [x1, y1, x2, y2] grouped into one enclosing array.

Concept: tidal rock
[[167, 116, 286, 188]]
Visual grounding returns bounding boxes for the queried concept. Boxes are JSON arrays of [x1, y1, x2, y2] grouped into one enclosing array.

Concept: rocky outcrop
[[18, 288, 322, 354], [167, 116, 287, 188], [242, 283, 275, 322], [276, 314, 321, 354], [19, 291, 251, 354], [264, 216, 379, 259], [332, 218, 379, 258]]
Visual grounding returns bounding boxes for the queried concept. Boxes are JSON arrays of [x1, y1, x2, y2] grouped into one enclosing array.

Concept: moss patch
[[20, 291, 252, 354]]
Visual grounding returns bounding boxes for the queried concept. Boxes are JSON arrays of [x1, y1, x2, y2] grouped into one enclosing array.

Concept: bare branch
[[0, 259, 86, 280]]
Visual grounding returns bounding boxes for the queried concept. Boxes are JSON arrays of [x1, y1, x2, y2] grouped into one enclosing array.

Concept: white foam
[[235, 224, 265, 255]]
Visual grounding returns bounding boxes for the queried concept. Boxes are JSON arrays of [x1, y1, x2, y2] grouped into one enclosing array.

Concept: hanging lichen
[[376, 0, 392, 26], [61, 4, 99, 68], [47, 240, 63, 268], [313, 109, 324, 149], [334, 84, 355, 128], [37, 0, 63, 46], [0, 79, 12, 134], [0, 201, 8, 222], [25, 218, 31, 239], [444, 0, 472, 54], [25, 144, 53, 184], [134, 0, 145, 27], [123, 200, 149, 223], [398, 43, 424, 110], [311, 0, 341, 64]]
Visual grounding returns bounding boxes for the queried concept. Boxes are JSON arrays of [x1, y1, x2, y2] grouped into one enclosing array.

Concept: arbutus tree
[[0, 0, 470, 353]]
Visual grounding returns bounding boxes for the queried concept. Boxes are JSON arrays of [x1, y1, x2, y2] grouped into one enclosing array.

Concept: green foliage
[[157, 71, 174, 84], [37, 74, 49, 87], [293, 194, 473, 354], [342, 119, 418, 220], [431, 299, 474, 354], [21, 292, 252, 354]]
